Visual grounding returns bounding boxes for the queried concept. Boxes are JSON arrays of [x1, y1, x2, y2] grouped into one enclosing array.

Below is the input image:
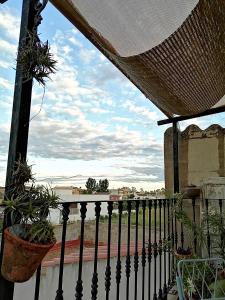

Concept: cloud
[[123, 100, 159, 122], [112, 117, 133, 123], [90, 107, 110, 114], [0, 60, 11, 69], [0, 9, 19, 76], [87, 62, 126, 87], [120, 165, 164, 182], [68, 36, 83, 48], [111, 116, 154, 127], [1, 113, 161, 163], [79, 48, 96, 64], [35, 172, 163, 186], [0, 77, 13, 90], [0, 39, 17, 55], [0, 8, 20, 40]]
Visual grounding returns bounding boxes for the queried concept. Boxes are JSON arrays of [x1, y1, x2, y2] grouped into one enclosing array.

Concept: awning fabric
[[50, 0, 225, 117]]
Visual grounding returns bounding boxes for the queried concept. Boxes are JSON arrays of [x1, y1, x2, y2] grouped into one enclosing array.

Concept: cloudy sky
[[0, 2, 224, 190]]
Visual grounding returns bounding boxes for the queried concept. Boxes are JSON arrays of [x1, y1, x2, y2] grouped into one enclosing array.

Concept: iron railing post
[[173, 121, 179, 194], [0, 1, 45, 299]]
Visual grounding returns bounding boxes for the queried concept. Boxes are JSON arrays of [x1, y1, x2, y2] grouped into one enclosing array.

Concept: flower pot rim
[[4, 226, 56, 250], [174, 251, 193, 260]]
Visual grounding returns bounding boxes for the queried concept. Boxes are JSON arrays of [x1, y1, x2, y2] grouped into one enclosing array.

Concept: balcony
[[0, 195, 220, 300], [0, 0, 225, 299]]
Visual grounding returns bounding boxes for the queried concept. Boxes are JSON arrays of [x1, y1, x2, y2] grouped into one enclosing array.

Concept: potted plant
[[18, 31, 57, 87], [180, 259, 225, 299], [175, 247, 192, 260], [181, 184, 201, 199], [1, 160, 59, 282]]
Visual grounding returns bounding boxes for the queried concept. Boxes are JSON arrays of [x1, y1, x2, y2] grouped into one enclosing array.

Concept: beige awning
[[50, 0, 225, 117]]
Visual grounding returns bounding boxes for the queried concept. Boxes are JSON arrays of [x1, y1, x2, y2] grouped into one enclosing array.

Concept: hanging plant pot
[[181, 185, 201, 198], [174, 247, 192, 260], [1, 226, 56, 283]]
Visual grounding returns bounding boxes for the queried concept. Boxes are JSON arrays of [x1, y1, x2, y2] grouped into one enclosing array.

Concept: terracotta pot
[[1, 227, 56, 282], [174, 251, 192, 260], [182, 186, 200, 198]]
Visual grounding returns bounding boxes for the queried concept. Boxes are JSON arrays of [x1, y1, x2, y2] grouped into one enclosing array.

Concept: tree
[[131, 187, 137, 193], [97, 179, 109, 193], [85, 178, 96, 194]]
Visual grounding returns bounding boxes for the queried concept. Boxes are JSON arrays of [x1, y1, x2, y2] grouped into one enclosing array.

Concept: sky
[[0, 2, 225, 191]]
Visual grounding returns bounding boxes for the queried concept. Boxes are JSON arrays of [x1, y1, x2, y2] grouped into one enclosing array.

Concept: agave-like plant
[[3, 160, 59, 244], [17, 31, 57, 86]]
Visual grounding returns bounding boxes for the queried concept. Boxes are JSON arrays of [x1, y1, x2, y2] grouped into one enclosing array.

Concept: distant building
[[72, 187, 83, 194], [109, 189, 119, 195], [52, 188, 111, 223], [118, 187, 131, 199], [54, 186, 74, 190], [109, 195, 122, 201]]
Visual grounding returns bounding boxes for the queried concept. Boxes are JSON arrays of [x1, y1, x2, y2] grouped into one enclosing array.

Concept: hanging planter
[[174, 247, 192, 260], [181, 185, 201, 199], [2, 225, 55, 282], [1, 161, 59, 282], [17, 31, 57, 86]]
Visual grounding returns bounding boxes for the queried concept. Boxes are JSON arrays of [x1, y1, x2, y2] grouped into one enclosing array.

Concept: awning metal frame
[[157, 105, 225, 126]]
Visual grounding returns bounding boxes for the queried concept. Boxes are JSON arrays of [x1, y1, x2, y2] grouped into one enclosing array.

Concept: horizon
[[0, 2, 225, 190]]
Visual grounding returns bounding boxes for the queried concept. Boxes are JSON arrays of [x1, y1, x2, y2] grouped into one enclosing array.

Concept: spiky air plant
[[17, 31, 57, 86]]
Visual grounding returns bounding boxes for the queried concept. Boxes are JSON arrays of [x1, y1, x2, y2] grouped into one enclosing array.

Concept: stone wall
[[164, 124, 225, 192]]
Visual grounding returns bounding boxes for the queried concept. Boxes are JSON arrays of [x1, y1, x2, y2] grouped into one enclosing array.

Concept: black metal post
[[180, 199, 184, 249], [75, 202, 87, 300], [171, 200, 175, 283], [125, 201, 132, 300], [173, 122, 179, 194], [116, 201, 123, 300], [153, 199, 158, 300], [162, 199, 167, 300], [134, 200, 140, 300], [167, 200, 171, 288], [172, 122, 179, 283], [148, 200, 152, 300], [158, 199, 163, 300], [105, 202, 113, 300], [0, 1, 43, 299], [91, 202, 101, 300], [142, 200, 146, 300], [34, 265, 42, 300], [192, 198, 197, 254], [219, 199, 223, 247], [205, 199, 211, 257], [55, 203, 70, 300]]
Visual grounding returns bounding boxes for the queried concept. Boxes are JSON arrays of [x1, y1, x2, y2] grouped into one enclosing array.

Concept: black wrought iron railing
[[13, 198, 175, 300], [178, 197, 225, 259], [7, 197, 225, 300], [195, 198, 225, 259], [52, 199, 173, 300]]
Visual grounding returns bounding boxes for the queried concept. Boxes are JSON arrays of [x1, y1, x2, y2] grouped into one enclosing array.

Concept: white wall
[[50, 191, 111, 224], [14, 255, 167, 300]]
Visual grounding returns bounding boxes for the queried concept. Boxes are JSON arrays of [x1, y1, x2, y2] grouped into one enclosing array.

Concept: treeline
[[84, 177, 109, 194]]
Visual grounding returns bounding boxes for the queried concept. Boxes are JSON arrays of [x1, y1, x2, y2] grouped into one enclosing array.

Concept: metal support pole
[[173, 122, 179, 193], [0, 1, 42, 298], [158, 106, 225, 126]]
